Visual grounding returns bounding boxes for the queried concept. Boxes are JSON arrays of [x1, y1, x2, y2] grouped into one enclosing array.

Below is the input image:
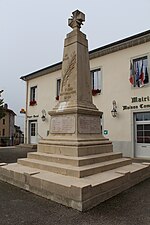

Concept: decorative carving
[[61, 51, 76, 87], [63, 54, 69, 61], [60, 90, 76, 97]]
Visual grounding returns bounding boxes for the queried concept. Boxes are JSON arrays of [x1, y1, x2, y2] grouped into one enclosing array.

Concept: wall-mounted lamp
[[41, 109, 46, 121], [111, 100, 117, 117]]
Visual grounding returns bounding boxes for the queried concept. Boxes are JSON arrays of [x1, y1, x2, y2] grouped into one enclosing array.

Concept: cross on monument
[[68, 10, 85, 30], [0, 90, 4, 97]]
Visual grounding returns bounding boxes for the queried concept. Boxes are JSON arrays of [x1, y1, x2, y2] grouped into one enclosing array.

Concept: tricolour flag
[[135, 62, 140, 87], [144, 67, 149, 84], [129, 61, 134, 85], [139, 60, 144, 86]]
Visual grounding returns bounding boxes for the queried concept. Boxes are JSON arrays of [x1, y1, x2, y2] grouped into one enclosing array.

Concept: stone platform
[[0, 145, 149, 211]]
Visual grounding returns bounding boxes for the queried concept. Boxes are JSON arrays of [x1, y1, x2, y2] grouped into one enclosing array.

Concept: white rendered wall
[[26, 41, 150, 156]]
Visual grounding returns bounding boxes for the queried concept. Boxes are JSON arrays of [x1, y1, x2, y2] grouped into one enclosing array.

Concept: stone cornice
[[20, 62, 62, 81], [89, 32, 150, 59], [21, 30, 150, 81]]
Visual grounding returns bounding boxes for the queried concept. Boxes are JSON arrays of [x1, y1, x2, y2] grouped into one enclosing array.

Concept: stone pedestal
[[0, 10, 149, 211]]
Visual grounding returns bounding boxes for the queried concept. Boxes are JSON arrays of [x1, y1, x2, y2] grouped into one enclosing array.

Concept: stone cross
[[68, 10, 85, 30], [0, 90, 4, 97]]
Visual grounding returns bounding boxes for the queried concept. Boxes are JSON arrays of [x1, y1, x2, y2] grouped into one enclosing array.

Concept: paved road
[[0, 146, 36, 163], [0, 147, 150, 225]]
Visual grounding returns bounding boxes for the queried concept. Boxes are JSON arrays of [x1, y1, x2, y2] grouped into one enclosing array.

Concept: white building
[[21, 30, 150, 159]]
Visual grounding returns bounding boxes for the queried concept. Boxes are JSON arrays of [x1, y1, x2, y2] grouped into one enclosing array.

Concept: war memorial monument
[[0, 10, 149, 211]]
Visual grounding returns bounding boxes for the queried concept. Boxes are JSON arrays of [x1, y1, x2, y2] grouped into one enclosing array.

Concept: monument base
[[0, 158, 149, 211], [38, 139, 113, 157]]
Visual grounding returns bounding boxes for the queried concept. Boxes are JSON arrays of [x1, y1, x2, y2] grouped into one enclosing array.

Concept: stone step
[[18, 144, 37, 149], [17, 157, 132, 178], [38, 142, 113, 157], [0, 161, 149, 211], [28, 152, 122, 166]]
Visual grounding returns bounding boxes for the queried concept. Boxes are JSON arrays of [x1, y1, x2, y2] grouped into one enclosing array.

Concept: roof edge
[[89, 30, 150, 54], [20, 61, 62, 81], [20, 29, 150, 81]]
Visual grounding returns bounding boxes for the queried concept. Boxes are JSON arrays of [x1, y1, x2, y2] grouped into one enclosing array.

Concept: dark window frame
[[90, 68, 101, 95], [30, 86, 37, 106], [130, 56, 149, 88]]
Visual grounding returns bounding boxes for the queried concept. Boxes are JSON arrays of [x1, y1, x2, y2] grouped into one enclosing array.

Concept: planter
[[29, 100, 37, 106], [92, 89, 101, 96]]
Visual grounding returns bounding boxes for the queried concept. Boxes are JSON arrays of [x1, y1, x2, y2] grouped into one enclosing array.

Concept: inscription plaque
[[51, 115, 75, 134], [78, 116, 101, 134]]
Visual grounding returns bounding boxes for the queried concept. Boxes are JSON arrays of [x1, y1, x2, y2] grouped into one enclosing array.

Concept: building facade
[[21, 30, 150, 159], [0, 104, 16, 146]]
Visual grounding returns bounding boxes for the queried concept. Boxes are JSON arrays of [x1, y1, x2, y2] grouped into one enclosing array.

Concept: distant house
[[0, 104, 16, 146], [14, 125, 24, 145], [21, 30, 150, 159]]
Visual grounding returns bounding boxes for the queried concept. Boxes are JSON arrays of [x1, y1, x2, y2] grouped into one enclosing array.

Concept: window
[[56, 79, 61, 100], [30, 86, 37, 106], [136, 112, 150, 121], [3, 119, 5, 125], [137, 124, 150, 144], [130, 56, 149, 87], [2, 129, 5, 136], [90, 69, 101, 95]]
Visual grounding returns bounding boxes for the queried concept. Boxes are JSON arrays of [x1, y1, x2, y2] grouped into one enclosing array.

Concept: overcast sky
[[1, 0, 150, 130]]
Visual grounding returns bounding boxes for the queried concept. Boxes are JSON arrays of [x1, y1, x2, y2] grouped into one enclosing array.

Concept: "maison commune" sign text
[[122, 96, 150, 110]]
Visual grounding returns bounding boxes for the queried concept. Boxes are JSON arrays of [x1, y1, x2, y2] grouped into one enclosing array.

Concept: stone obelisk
[[1, 10, 149, 213], [38, 10, 111, 156]]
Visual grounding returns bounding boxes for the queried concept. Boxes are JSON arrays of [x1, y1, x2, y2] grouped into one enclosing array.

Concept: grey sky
[[1, 0, 150, 130]]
